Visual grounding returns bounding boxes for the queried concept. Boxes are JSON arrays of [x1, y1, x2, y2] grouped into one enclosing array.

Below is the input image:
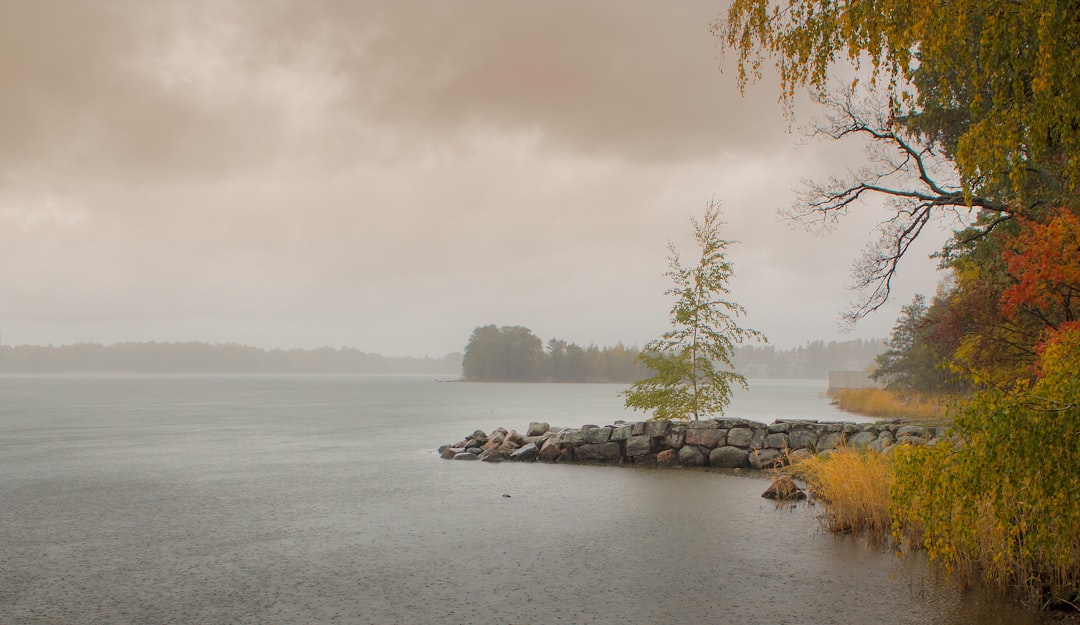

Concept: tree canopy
[[716, 0, 1080, 212]]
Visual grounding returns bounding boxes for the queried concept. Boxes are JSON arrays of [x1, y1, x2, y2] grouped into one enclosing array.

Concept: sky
[[0, 0, 963, 357]]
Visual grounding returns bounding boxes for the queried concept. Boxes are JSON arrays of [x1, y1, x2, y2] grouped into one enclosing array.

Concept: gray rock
[[527, 422, 550, 437], [665, 429, 686, 449], [575, 442, 622, 463], [727, 427, 754, 448], [751, 427, 768, 450], [584, 427, 612, 444], [767, 421, 792, 433], [849, 431, 877, 450], [749, 448, 783, 470], [645, 420, 671, 437], [452, 451, 479, 460], [896, 425, 927, 438], [609, 424, 633, 441], [708, 446, 749, 469], [557, 429, 586, 445], [677, 445, 707, 467], [787, 429, 819, 450], [509, 443, 539, 462], [625, 435, 653, 457], [765, 433, 789, 449], [685, 426, 724, 449], [896, 435, 926, 446], [817, 432, 845, 451]]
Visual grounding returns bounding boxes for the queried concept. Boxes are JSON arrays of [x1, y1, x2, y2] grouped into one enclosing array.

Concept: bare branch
[[787, 90, 1014, 323]]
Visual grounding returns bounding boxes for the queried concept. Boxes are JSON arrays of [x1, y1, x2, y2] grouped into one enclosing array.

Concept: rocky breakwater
[[438, 419, 945, 470]]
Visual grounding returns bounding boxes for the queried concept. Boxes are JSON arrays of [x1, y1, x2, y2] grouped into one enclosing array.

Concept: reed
[[786, 445, 894, 545], [831, 388, 950, 423]]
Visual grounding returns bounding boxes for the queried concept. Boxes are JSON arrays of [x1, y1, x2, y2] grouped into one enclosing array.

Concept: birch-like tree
[[623, 201, 765, 420]]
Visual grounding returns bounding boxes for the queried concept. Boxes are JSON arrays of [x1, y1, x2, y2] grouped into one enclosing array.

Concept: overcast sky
[[0, 0, 961, 356]]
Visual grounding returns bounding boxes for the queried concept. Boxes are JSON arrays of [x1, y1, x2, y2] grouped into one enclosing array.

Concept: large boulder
[[765, 433, 788, 449], [749, 448, 782, 470], [656, 449, 678, 468], [817, 432, 845, 451], [452, 451, 479, 461], [708, 446, 749, 469], [584, 427, 612, 444], [625, 435, 653, 457], [849, 431, 878, 450], [787, 428, 819, 450], [509, 442, 539, 462], [527, 422, 550, 437], [645, 420, 671, 437], [557, 429, 586, 445], [575, 442, 622, 463], [538, 438, 562, 462], [478, 448, 502, 462], [677, 445, 707, 467], [685, 425, 724, 449], [727, 427, 754, 448], [610, 424, 633, 441]]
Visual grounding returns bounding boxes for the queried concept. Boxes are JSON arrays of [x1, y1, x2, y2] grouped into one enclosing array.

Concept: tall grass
[[785, 445, 894, 545], [831, 387, 950, 423]]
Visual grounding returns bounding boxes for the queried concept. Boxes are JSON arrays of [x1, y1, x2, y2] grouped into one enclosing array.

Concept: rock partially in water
[[453, 451, 479, 461], [625, 434, 652, 457], [575, 442, 621, 463], [709, 446, 749, 469], [538, 438, 562, 462], [656, 448, 678, 468], [749, 448, 782, 470], [762, 476, 806, 501], [509, 442, 539, 462], [677, 445, 706, 467]]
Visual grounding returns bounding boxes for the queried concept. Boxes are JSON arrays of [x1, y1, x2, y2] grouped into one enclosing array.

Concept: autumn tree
[[623, 201, 765, 420], [714, 0, 1080, 322]]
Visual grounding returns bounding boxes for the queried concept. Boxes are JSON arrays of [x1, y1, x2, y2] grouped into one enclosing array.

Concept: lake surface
[[0, 375, 1052, 625]]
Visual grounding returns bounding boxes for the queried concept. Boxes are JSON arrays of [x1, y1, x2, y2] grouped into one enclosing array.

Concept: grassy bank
[[788, 435, 1080, 611], [831, 387, 951, 424]]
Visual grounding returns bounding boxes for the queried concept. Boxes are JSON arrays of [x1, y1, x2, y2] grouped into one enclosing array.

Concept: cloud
[[0, 1, 951, 355]]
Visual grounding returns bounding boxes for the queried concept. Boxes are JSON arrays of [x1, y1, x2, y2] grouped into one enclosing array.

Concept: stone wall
[[438, 418, 945, 469]]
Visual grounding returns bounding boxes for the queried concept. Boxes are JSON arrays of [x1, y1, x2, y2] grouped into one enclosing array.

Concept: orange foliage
[[1001, 209, 1080, 336]]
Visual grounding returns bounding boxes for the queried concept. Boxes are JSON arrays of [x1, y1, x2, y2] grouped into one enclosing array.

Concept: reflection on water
[[0, 375, 1052, 624]]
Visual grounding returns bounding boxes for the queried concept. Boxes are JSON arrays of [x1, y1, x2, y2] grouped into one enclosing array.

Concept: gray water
[[0, 375, 1051, 625]]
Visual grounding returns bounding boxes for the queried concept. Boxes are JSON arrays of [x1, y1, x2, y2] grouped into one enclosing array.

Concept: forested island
[[0, 342, 462, 374], [461, 324, 883, 382]]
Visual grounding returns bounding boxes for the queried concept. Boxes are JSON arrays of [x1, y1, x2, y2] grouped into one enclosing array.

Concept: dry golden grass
[[786, 445, 894, 545], [831, 388, 951, 424]]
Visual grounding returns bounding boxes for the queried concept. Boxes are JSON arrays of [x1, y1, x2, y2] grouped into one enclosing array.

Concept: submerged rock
[[762, 476, 806, 501]]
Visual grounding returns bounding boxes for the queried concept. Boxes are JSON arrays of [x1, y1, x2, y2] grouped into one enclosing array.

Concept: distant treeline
[[462, 325, 649, 382], [731, 339, 885, 379], [0, 342, 463, 374], [462, 324, 884, 382]]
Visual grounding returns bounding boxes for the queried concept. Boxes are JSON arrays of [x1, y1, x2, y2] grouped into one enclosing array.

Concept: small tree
[[624, 200, 766, 420]]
